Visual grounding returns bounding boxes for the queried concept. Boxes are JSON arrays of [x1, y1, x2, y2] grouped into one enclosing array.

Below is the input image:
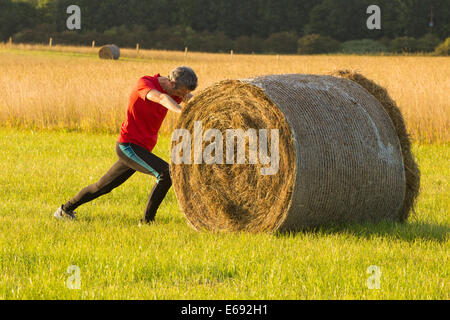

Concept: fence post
[[184, 47, 188, 60], [92, 40, 95, 48], [230, 50, 233, 60], [49, 37, 53, 48], [136, 43, 140, 55], [8, 37, 12, 47]]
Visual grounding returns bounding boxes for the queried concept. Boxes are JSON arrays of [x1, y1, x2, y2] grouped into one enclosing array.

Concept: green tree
[[389, 36, 419, 53], [298, 33, 340, 54], [0, 0, 39, 41], [263, 31, 298, 53], [235, 35, 264, 53], [416, 33, 441, 52], [5, 0, 450, 53], [434, 37, 449, 55], [340, 39, 387, 54]]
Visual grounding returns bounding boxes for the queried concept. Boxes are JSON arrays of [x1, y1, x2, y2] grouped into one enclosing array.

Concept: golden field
[[0, 43, 448, 143]]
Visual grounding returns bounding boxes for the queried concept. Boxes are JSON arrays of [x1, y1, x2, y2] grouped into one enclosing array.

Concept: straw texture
[[171, 73, 412, 232], [331, 70, 420, 221]]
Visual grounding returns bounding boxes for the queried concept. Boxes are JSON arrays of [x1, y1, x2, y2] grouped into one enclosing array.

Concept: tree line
[[1, 0, 449, 54]]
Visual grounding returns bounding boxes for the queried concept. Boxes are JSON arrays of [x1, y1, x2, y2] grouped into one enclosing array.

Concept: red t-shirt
[[118, 74, 182, 151]]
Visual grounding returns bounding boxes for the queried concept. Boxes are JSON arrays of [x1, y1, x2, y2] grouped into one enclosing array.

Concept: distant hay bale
[[170, 73, 419, 233], [98, 44, 120, 60]]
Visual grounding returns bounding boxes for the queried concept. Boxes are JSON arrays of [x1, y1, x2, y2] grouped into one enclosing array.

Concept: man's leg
[[63, 160, 135, 212], [117, 143, 172, 223]]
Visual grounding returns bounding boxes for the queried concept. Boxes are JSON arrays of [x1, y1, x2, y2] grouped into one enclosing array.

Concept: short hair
[[169, 66, 198, 91]]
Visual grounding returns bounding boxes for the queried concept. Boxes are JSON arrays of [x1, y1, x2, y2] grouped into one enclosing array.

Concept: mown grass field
[[0, 46, 448, 299], [0, 129, 448, 299]]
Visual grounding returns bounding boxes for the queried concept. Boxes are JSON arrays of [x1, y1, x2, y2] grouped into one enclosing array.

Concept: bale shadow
[[276, 220, 449, 243]]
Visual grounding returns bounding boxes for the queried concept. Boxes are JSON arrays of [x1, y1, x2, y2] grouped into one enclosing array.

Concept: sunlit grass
[[0, 129, 448, 299], [0, 44, 448, 143]]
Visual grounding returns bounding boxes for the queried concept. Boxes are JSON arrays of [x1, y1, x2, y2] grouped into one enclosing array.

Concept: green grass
[[0, 128, 448, 299]]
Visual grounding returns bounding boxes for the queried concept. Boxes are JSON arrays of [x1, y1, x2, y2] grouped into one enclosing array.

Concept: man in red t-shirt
[[54, 66, 198, 224]]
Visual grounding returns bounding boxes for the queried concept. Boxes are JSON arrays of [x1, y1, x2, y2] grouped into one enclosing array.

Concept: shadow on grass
[[80, 210, 186, 227], [76, 209, 448, 243], [81, 213, 136, 226], [277, 220, 449, 243]]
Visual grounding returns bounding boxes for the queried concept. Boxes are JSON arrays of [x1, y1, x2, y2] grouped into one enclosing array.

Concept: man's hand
[[182, 93, 193, 103]]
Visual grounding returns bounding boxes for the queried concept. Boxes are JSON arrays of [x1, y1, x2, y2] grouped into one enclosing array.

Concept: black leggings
[[63, 142, 172, 222]]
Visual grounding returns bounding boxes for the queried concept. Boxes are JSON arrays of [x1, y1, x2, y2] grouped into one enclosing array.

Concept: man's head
[[167, 66, 198, 97]]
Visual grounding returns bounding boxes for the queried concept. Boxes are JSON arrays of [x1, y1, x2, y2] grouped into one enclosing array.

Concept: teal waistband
[[119, 144, 160, 181]]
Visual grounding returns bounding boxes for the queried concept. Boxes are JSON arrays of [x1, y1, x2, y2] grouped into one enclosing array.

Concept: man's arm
[[182, 93, 194, 103], [146, 89, 182, 113]]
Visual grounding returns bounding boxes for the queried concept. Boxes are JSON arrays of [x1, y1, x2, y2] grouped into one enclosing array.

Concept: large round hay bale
[[170, 72, 419, 233], [98, 44, 120, 60]]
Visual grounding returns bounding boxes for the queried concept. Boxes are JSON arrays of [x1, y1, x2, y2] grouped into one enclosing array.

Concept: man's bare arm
[[146, 89, 182, 113], [182, 93, 194, 103]]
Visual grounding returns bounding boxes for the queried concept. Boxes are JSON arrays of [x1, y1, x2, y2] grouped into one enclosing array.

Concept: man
[[54, 66, 198, 224]]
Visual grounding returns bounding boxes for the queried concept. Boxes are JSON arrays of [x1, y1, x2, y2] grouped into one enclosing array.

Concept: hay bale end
[[98, 44, 120, 60]]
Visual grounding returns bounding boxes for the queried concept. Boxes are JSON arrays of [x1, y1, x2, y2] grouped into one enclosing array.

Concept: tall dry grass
[[0, 43, 448, 143]]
